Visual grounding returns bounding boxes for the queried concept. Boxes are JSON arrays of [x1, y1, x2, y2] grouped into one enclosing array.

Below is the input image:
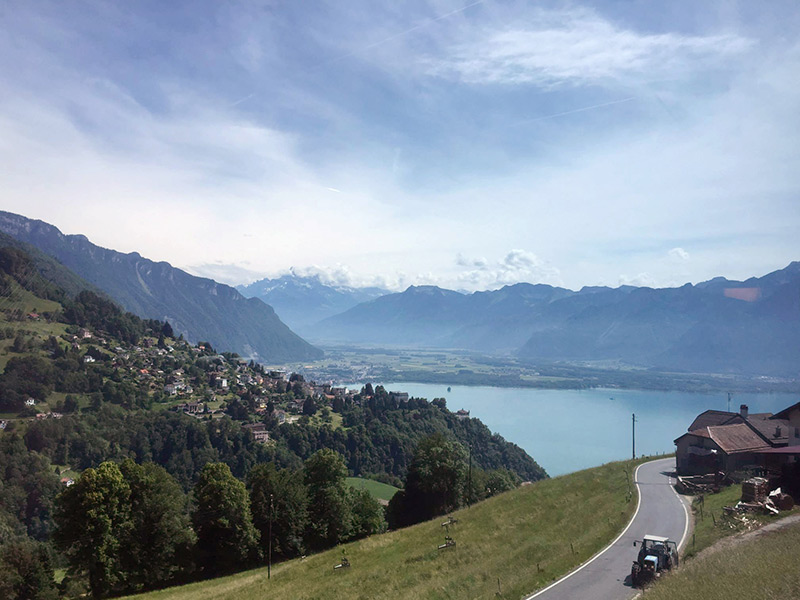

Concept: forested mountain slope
[[0, 211, 321, 362]]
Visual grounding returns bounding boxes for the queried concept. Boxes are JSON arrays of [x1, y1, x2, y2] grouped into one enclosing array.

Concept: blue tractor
[[630, 534, 679, 587]]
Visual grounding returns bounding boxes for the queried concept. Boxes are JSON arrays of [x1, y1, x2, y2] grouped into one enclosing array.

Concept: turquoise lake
[[376, 383, 796, 477]]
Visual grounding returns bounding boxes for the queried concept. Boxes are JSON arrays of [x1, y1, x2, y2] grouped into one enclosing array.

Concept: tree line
[[1, 426, 522, 599], [276, 385, 545, 486], [10, 448, 383, 599]]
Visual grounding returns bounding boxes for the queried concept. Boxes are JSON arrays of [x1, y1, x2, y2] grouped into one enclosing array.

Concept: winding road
[[524, 457, 690, 600]]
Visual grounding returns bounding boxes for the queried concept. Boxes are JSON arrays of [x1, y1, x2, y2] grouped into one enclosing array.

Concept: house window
[[796, 427, 799, 439]]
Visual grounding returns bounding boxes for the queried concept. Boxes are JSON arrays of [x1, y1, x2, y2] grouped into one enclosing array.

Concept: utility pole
[[727, 392, 732, 413], [268, 494, 274, 580], [632, 413, 637, 460]]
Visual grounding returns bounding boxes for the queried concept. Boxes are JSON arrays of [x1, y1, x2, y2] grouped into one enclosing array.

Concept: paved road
[[525, 457, 690, 600]]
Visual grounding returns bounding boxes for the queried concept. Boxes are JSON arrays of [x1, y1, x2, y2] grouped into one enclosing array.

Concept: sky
[[1, 0, 798, 292]]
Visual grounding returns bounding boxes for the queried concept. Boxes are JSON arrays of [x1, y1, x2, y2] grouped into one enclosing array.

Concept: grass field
[[0, 279, 62, 315], [0, 279, 68, 371], [646, 519, 800, 600], [345, 477, 400, 502], [124, 458, 646, 600]]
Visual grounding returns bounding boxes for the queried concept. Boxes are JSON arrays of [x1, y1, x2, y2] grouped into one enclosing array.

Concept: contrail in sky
[[514, 97, 637, 126], [230, 93, 255, 107]]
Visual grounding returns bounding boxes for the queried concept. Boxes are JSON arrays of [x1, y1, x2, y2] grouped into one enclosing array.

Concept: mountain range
[[313, 264, 800, 376], [1, 210, 796, 377], [0, 211, 322, 362], [236, 274, 387, 333]]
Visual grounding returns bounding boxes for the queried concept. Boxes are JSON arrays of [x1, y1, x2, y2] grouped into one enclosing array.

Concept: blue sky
[[1, 0, 798, 291]]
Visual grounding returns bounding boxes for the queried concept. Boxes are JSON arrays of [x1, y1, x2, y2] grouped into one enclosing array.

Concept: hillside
[[314, 264, 800, 376], [0, 247, 542, 486], [123, 459, 641, 600], [0, 231, 103, 300], [237, 274, 387, 333], [0, 251, 550, 598], [0, 211, 322, 362]]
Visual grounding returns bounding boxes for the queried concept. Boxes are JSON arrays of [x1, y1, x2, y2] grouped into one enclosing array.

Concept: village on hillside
[[0, 317, 449, 450]]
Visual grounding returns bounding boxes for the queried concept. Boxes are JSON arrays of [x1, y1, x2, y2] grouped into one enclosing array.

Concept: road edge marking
[[668, 471, 691, 552], [523, 458, 654, 600]]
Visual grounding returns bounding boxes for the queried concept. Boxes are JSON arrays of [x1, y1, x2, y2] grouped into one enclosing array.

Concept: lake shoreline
[[379, 370, 800, 394], [367, 382, 796, 476]]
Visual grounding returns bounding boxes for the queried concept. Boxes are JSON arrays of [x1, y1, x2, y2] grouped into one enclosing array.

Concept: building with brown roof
[[675, 403, 796, 475], [687, 409, 739, 432]]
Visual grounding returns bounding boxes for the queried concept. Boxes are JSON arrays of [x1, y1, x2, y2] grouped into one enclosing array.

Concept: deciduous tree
[[247, 463, 308, 559], [388, 433, 466, 528], [118, 460, 195, 592], [303, 449, 351, 550], [53, 462, 131, 599], [192, 462, 259, 575], [0, 538, 57, 600]]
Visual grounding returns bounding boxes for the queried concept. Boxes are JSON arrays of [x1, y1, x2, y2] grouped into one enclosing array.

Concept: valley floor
[[287, 347, 800, 394]]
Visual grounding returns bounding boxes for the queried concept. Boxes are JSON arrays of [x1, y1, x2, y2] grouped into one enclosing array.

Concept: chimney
[[740, 404, 748, 419], [775, 425, 782, 438]]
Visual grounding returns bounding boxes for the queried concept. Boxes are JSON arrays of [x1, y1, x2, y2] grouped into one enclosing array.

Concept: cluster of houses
[[168, 372, 434, 447], [675, 402, 800, 476]]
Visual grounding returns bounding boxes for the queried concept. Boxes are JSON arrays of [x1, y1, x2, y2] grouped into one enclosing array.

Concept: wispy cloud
[[669, 247, 690, 262], [456, 250, 562, 290], [427, 7, 753, 87], [186, 263, 268, 286], [619, 272, 657, 287]]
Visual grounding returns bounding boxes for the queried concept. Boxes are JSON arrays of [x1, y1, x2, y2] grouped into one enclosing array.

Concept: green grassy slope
[[0, 278, 68, 372], [646, 519, 800, 600], [125, 459, 643, 600], [345, 477, 400, 502], [0, 230, 99, 298], [0, 277, 62, 315]]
